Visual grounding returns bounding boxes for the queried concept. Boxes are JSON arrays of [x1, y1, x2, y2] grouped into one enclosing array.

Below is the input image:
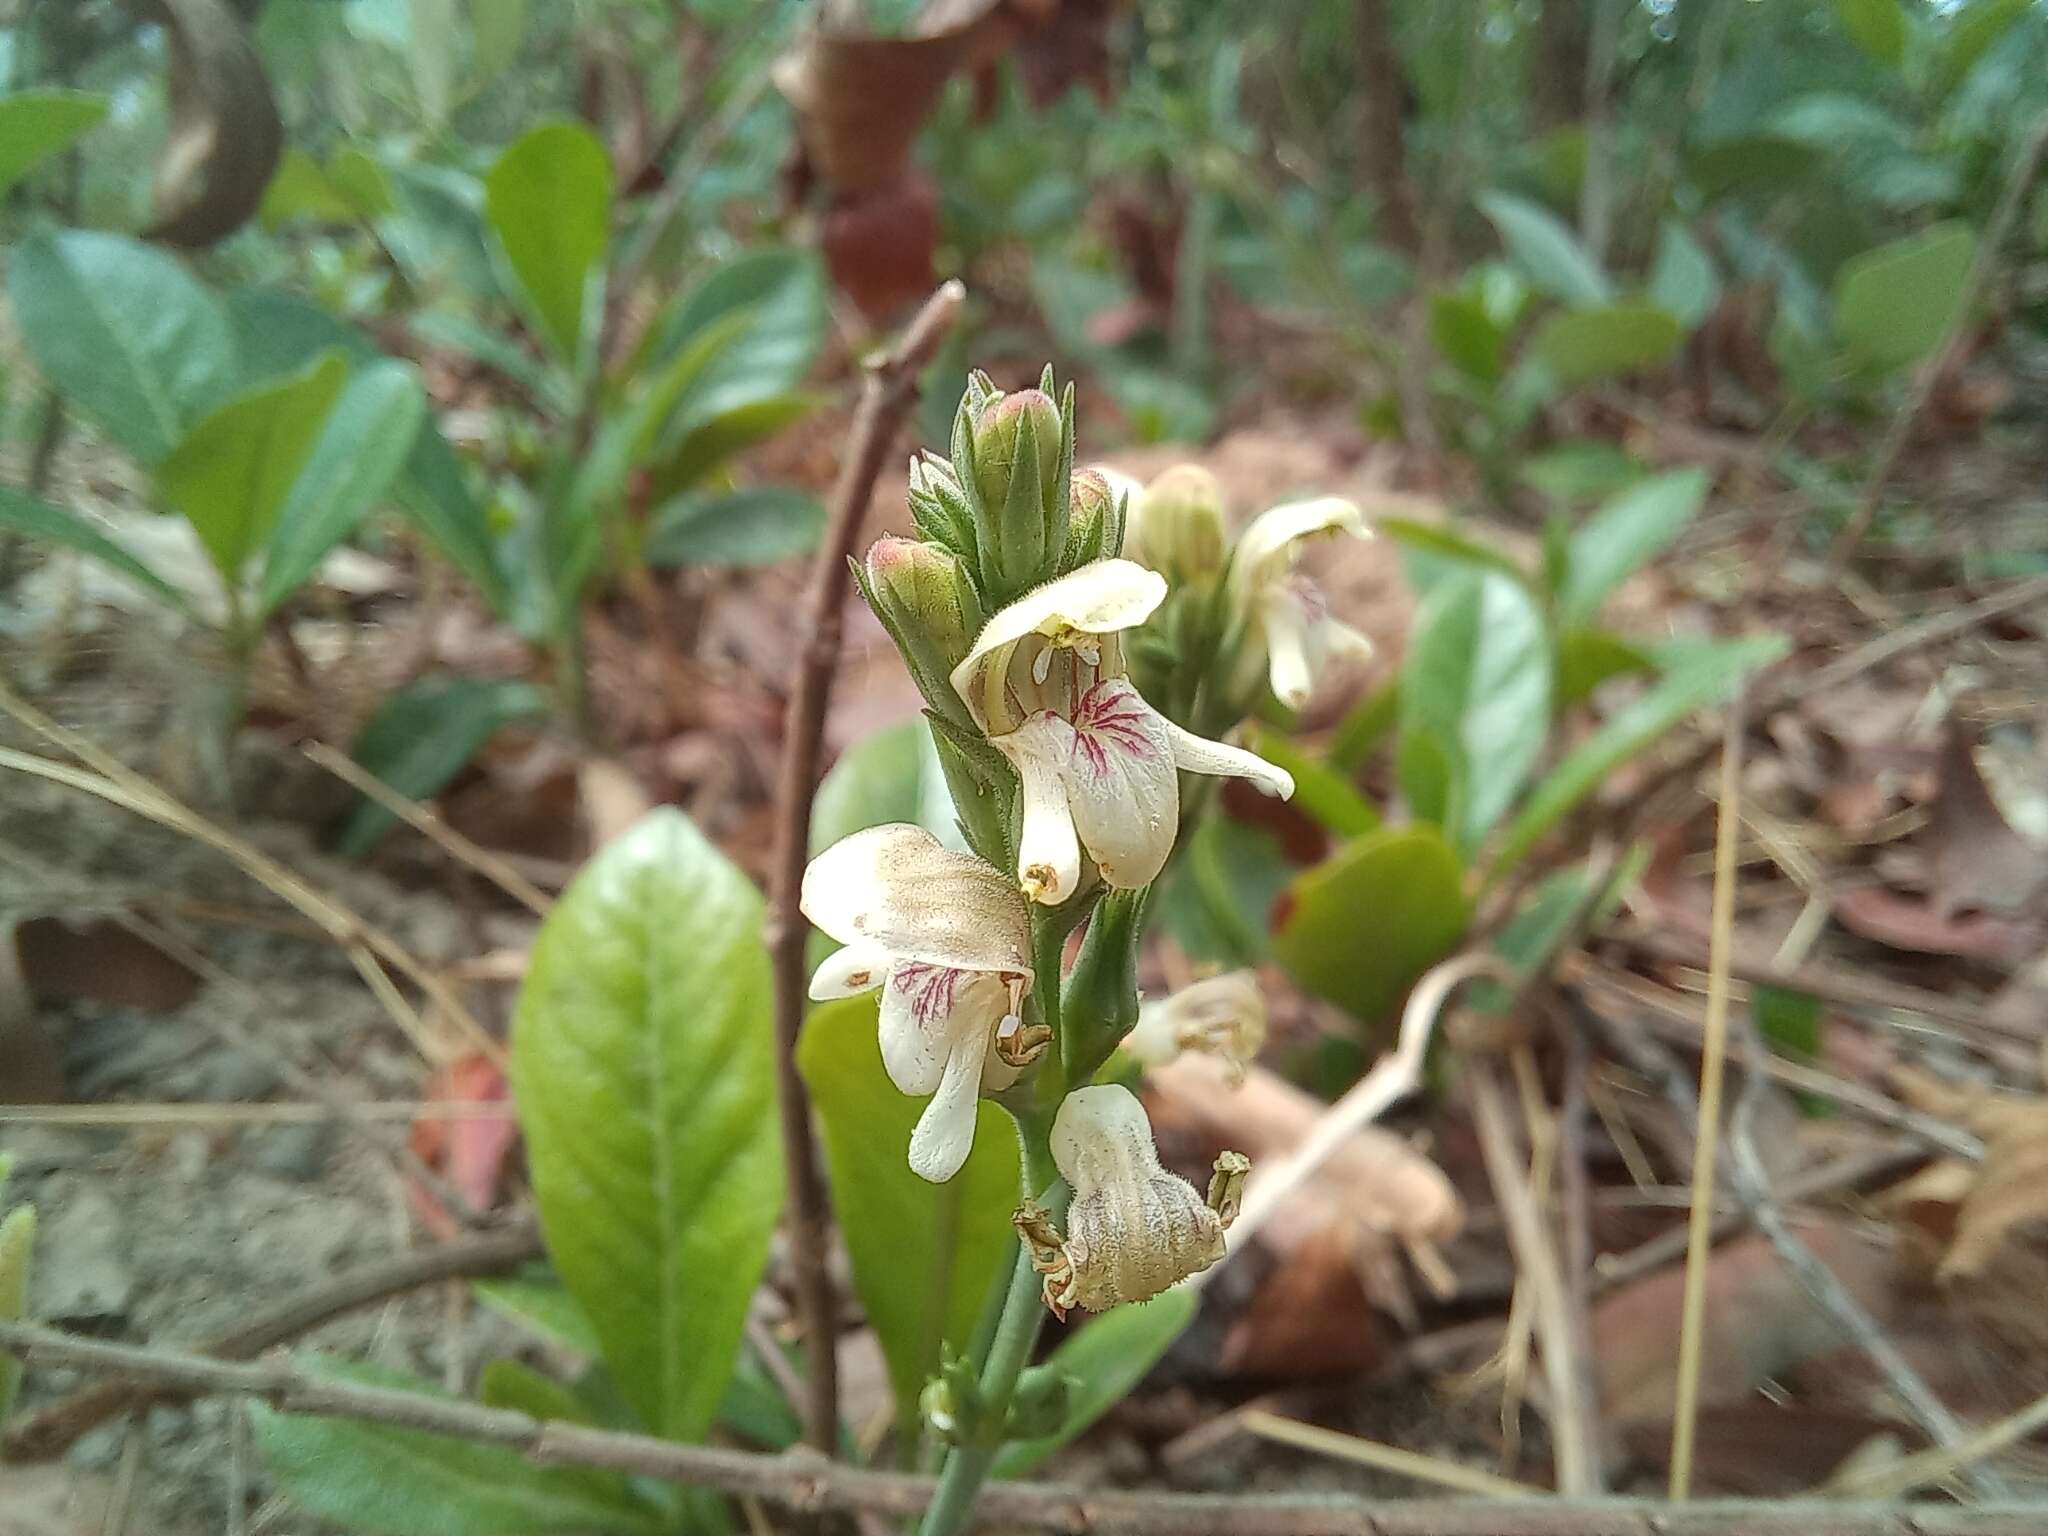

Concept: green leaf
[[645, 486, 824, 570], [656, 392, 821, 495], [1932, 0, 2030, 98], [1401, 571, 1552, 855], [1379, 518, 1529, 596], [485, 120, 612, 364], [811, 720, 961, 855], [1530, 302, 1684, 387], [468, 0, 527, 90], [1647, 220, 1719, 329], [160, 352, 349, 587], [1558, 467, 1709, 626], [1395, 724, 1458, 828], [991, 1289, 1195, 1478], [400, 425, 511, 614], [0, 1203, 33, 1424], [258, 361, 428, 614], [1154, 814, 1295, 968], [1555, 628, 1654, 708], [259, 146, 357, 228], [0, 89, 107, 202], [479, 1358, 595, 1426], [1520, 441, 1645, 508], [254, 1359, 660, 1535], [643, 249, 827, 424], [1475, 190, 1613, 308], [1246, 729, 1380, 838], [1835, 0, 1907, 65], [10, 230, 236, 463], [336, 677, 547, 856], [1833, 221, 1975, 374], [1493, 636, 1786, 878], [1273, 825, 1469, 1031], [511, 809, 783, 1443], [0, 486, 193, 617], [1329, 680, 1400, 773], [799, 995, 1019, 1440], [473, 1276, 602, 1356], [1427, 290, 1507, 381]]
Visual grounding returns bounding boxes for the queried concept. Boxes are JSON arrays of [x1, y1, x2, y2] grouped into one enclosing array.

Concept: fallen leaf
[[1929, 725, 2048, 920], [11, 916, 201, 1013], [409, 1052, 518, 1237], [1831, 884, 2045, 966], [145, 0, 285, 247]]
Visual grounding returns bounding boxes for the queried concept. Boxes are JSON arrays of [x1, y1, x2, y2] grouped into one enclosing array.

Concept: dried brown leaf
[[143, 0, 284, 248]]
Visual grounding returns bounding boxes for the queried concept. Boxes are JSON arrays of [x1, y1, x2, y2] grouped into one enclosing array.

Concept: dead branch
[[762, 279, 965, 1453], [3, 1321, 2045, 1535]]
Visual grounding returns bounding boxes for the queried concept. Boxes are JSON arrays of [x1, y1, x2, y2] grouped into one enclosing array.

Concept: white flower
[[1229, 498, 1373, 709], [801, 824, 1038, 1183], [948, 559, 1294, 905], [1124, 970, 1266, 1081], [1017, 1084, 1247, 1316]]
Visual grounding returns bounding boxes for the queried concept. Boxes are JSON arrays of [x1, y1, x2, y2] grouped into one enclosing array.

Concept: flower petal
[[907, 1027, 988, 1183], [877, 963, 1011, 1096], [808, 940, 892, 1001], [801, 824, 1032, 977], [1232, 497, 1369, 588], [1057, 680, 1179, 890], [949, 559, 1167, 716], [1163, 718, 1294, 799], [994, 714, 1083, 905], [1258, 585, 1318, 709]]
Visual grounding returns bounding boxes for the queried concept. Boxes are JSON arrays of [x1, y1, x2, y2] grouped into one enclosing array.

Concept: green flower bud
[[859, 536, 984, 719], [1059, 467, 1125, 571], [957, 377, 1073, 602], [1128, 464, 1226, 586]]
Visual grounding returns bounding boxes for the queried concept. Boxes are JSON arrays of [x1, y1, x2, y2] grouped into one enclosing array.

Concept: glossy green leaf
[[1379, 517, 1528, 596], [799, 995, 1020, 1439], [10, 230, 236, 463], [485, 120, 612, 364], [1273, 825, 1469, 1031], [1247, 729, 1380, 838], [0, 1203, 32, 1424], [1475, 190, 1613, 308], [0, 89, 107, 201], [1559, 467, 1709, 626], [1555, 628, 1654, 708], [1329, 680, 1400, 773], [1520, 441, 1644, 507], [1647, 220, 1719, 329], [657, 392, 822, 494], [479, 1359, 597, 1426], [0, 486, 193, 617], [1395, 723, 1458, 828], [1835, 0, 1906, 65], [643, 249, 827, 425], [258, 360, 428, 614], [254, 1359, 659, 1535], [160, 352, 349, 586], [473, 1276, 602, 1355], [1493, 636, 1786, 878], [511, 809, 782, 1443], [1401, 571, 1552, 854], [337, 676, 547, 856], [1689, 135, 1830, 201], [1932, 0, 2030, 97], [811, 720, 961, 855], [1833, 221, 1975, 374], [1530, 301, 1684, 387], [991, 1289, 1196, 1478], [1427, 290, 1507, 381], [645, 486, 824, 570], [259, 146, 357, 228]]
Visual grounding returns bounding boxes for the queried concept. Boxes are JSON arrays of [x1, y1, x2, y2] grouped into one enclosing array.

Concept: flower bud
[[1127, 464, 1226, 586], [860, 536, 983, 713], [1060, 467, 1125, 571], [906, 450, 974, 559], [959, 381, 1071, 601]]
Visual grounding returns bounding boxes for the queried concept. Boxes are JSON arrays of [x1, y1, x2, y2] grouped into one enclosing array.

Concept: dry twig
[[761, 280, 965, 1454]]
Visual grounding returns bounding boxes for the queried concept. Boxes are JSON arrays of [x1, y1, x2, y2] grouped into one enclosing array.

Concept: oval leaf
[[160, 350, 349, 585], [1476, 190, 1614, 308], [1833, 221, 1975, 374], [1835, 0, 1907, 64], [485, 120, 612, 364], [9, 230, 237, 464], [0, 89, 107, 201], [1647, 220, 1719, 329], [645, 485, 824, 569], [511, 808, 783, 1443], [1530, 301, 1684, 387], [0, 486, 193, 618], [1401, 571, 1553, 854], [799, 994, 1019, 1441], [336, 676, 547, 856], [1274, 825, 1469, 1031], [1559, 467, 1709, 626]]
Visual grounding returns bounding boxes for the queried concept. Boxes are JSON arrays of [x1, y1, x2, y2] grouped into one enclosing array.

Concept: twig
[[1725, 1019, 2004, 1498], [1791, 571, 2048, 703], [1832, 1382, 2048, 1503], [1240, 1411, 1545, 1499], [9, 1322, 2048, 1536], [1556, 1018, 1605, 1492], [5, 1218, 540, 1460], [1468, 1060, 1597, 1495], [0, 1102, 518, 1126], [301, 742, 552, 916], [762, 280, 965, 1454], [1669, 691, 1744, 1498], [1827, 111, 2048, 573]]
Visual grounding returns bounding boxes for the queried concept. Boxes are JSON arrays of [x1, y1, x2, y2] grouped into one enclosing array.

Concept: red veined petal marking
[[1067, 681, 1161, 781], [890, 961, 963, 1025]]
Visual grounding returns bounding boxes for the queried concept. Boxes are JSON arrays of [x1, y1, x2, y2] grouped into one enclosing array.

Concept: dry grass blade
[[1239, 1411, 1546, 1499]]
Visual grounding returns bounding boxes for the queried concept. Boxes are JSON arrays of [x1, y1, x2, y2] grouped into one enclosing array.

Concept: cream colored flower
[[802, 824, 1039, 1182], [1229, 497, 1373, 709], [1016, 1084, 1248, 1317], [949, 559, 1294, 904], [1124, 970, 1266, 1082]]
